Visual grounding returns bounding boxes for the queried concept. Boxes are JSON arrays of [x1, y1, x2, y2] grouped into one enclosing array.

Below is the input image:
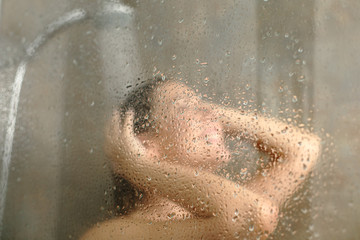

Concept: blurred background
[[0, 0, 359, 239]]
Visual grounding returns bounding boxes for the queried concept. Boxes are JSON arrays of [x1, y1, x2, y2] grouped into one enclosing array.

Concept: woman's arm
[[81, 216, 232, 240], [103, 110, 279, 238], [215, 106, 322, 206]]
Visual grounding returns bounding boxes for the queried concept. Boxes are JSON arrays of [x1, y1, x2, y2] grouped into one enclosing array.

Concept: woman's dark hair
[[113, 76, 169, 215], [121, 76, 169, 134]]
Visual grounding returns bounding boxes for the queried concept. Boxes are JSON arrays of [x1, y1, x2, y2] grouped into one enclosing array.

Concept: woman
[[81, 77, 321, 239]]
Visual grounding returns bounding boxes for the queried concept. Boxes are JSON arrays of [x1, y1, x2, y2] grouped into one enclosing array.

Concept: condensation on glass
[[0, 0, 359, 239]]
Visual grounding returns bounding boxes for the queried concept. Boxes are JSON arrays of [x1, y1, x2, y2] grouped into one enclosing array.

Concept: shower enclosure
[[1, 0, 359, 239]]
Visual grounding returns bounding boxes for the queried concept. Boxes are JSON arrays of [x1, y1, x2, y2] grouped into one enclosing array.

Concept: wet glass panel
[[0, 0, 359, 239]]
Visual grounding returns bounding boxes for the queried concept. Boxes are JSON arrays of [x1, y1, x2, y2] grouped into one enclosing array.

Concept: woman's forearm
[[217, 107, 318, 155], [110, 150, 279, 234]]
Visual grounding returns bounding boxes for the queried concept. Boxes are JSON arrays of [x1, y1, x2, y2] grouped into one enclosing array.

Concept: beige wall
[[313, 1, 360, 239], [1, 0, 68, 239]]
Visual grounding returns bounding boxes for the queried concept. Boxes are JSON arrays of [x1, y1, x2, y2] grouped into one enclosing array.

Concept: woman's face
[[150, 81, 230, 170]]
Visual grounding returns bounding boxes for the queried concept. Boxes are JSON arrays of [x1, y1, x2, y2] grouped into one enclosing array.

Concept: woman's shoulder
[[79, 215, 134, 240]]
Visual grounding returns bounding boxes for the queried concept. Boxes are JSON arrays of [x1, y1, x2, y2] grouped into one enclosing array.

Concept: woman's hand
[[214, 105, 321, 206], [105, 109, 148, 168]]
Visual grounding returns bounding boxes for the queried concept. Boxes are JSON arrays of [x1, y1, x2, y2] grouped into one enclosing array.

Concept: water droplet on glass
[[157, 39, 163, 46], [194, 170, 199, 176], [225, 50, 231, 56], [178, 18, 184, 23], [298, 75, 305, 82], [298, 47, 304, 53], [204, 77, 209, 83], [172, 54, 177, 60], [89, 148, 94, 154], [234, 209, 239, 216], [249, 225, 254, 232], [285, 33, 289, 38], [303, 164, 307, 170], [240, 168, 248, 178], [308, 224, 315, 231], [292, 95, 298, 103], [167, 212, 176, 219], [281, 128, 288, 134], [90, 101, 95, 107]]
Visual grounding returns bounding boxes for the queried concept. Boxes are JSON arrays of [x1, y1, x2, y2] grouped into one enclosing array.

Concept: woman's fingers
[[104, 110, 124, 158], [111, 110, 122, 135], [122, 109, 146, 157], [123, 109, 135, 138]]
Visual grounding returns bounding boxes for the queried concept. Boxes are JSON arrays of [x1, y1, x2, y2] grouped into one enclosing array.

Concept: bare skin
[[81, 81, 321, 239]]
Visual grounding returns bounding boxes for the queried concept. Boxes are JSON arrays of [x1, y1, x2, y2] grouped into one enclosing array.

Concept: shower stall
[[0, 0, 359, 239]]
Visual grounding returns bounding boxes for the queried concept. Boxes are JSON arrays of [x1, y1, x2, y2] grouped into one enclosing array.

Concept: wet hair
[[113, 76, 169, 215], [121, 76, 169, 134]]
